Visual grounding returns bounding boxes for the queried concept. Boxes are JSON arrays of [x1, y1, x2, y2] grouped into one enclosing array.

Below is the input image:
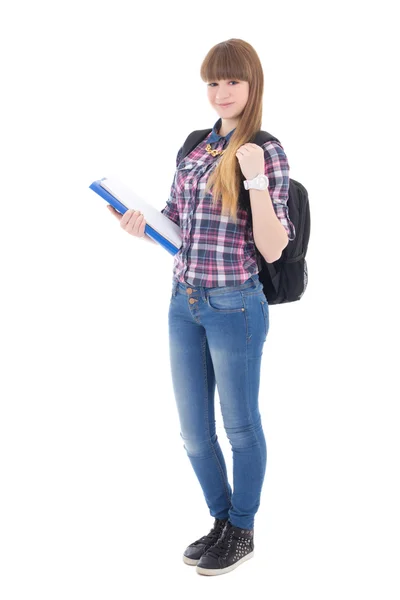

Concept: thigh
[[202, 287, 268, 429], [168, 297, 217, 444]]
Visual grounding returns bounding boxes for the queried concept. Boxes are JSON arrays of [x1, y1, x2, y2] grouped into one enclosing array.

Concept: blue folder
[[89, 178, 180, 256]]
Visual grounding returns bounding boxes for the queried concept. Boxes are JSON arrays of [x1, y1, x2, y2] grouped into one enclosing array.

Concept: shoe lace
[[196, 519, 227, 546], [204, 524, 234, 559]]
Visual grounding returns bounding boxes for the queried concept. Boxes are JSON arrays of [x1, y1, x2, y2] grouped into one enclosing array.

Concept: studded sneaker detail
[[196, 520, 254, 576], [183, 517, 229, 566]]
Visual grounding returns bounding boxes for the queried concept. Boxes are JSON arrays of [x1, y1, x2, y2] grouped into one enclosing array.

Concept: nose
[[215, 85, 232, 102]]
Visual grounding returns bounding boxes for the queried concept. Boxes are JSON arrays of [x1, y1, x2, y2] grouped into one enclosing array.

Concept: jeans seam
[[245, 326, 264, 528], [201, 332, 232, 510]]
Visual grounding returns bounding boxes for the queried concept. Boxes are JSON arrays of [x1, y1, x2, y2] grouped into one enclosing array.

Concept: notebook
[[89, 176, 182, 256]]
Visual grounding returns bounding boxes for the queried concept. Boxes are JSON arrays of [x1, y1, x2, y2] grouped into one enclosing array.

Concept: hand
[[107, 205, 147, 238], [235, 143, 265, 180]]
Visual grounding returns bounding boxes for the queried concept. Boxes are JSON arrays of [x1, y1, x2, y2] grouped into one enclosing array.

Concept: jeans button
[[186, 288, 193, 294]]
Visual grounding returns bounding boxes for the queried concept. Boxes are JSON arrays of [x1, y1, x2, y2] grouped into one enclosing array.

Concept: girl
[[108, 38, 295, 577]]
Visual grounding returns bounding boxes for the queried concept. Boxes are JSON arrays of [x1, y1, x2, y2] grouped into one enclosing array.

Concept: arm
[[251, 142, 296, 263], [144, 145, 183, 245], [160, 145, 183, 226]]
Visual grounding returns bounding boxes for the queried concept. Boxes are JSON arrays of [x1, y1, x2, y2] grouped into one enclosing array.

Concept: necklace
[[205, 143, 226, 157]]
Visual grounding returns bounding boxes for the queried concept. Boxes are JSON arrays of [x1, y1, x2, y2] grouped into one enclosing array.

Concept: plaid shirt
[[161, 118, 296, 288]]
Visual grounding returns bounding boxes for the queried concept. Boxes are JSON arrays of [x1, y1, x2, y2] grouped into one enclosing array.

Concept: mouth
[[217, 103, 234, 107]]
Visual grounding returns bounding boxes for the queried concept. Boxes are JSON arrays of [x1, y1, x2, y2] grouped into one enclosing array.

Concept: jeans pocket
[[207, 290, 245, 313]]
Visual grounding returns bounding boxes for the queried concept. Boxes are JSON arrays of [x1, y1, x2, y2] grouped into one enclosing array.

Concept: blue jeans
[[167, 273, 269, 530]]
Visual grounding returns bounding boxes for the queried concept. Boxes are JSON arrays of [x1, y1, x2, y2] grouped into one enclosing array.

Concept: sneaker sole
[[182, 554, 200, 566], [196, 550, 254, 576]]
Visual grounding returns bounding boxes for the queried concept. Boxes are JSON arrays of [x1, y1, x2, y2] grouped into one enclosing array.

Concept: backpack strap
[[182, 129, 213, 159], [251, 131, 280, 146]]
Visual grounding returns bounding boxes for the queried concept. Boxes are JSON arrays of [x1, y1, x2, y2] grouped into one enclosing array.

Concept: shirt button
[[189, 298, 197, 304], [186, 288, 193, 294]]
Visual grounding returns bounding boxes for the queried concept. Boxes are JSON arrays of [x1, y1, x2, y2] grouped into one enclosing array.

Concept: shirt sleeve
[[160, 145, 183, 226], [263, 141, 296, 241]]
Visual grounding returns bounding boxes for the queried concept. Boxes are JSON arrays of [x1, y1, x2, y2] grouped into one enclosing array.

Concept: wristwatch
[[243, 173, 269, 190]]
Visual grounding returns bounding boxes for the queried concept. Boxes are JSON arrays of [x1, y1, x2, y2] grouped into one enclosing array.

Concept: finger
[[251, 143, 264, 152], [133, 213, 144, 236], [121, 208, 138, 228]]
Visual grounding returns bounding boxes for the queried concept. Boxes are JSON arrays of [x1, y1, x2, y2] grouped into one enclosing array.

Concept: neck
[[218, 117, 239, 137]]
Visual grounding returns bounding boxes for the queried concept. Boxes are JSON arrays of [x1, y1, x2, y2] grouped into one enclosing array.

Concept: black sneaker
[[196, 520, 254, 576], [183, 517, 229, 566]]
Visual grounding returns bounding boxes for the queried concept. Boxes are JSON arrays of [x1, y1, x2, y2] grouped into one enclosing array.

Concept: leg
[[203, 288, 268, 530], [168, 296, 232, 519]]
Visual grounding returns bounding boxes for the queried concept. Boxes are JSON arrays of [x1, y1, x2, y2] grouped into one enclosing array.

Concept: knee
[[180, 431, 218, 458], [224, 421, 263, 449]]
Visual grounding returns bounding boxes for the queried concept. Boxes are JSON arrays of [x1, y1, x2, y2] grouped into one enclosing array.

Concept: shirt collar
[[207, 118, 236, 144]]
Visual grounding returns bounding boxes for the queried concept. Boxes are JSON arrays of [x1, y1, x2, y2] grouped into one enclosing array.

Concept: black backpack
[[181, 129, 310, 305]]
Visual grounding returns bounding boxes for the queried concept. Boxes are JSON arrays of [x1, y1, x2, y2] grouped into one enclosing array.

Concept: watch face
[[257, 175, 269, 189]]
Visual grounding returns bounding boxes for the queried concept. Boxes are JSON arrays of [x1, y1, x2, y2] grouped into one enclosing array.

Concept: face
[[206, 79, 249, 120]]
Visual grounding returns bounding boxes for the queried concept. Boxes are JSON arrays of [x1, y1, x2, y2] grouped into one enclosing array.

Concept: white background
[[1, 0, 399, 598]]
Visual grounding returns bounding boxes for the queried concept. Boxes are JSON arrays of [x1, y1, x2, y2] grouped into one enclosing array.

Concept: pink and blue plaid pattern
[[161, 119, 296, 288]]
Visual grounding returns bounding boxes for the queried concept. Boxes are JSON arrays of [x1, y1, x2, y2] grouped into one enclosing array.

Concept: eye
[[207, 81, 239, 87]]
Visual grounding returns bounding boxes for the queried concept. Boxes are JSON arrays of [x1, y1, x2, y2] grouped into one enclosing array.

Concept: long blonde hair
[[200, 38, 264, 224]]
